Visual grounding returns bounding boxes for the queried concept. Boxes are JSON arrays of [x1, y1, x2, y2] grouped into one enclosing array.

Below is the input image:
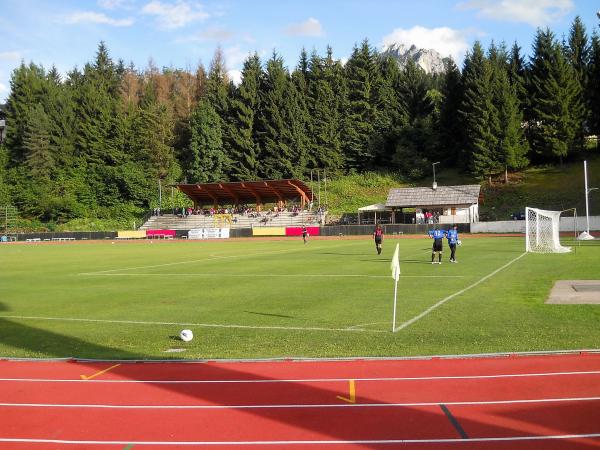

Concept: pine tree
[[73, 42, 127, 208], [566, 16, 590, 150], [228, 53, 261, 180], [370, 54, 402, 167], [343, 39, 377, 170], [186, 99, 226, 183], [588, 33, 600, 145], [306, 48, 345, 173], [529, 30, 584, 162], [256, 52, 297, 179], [508, 42, 528, 116], [438, 58, 464, 166], [489, 51, 528, 182], [393, 60, 439, 178], [23, 103, 54, 180], [459, 42, 502, 182]]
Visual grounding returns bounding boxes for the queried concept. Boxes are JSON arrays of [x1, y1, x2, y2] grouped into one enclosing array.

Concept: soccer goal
[[525, 207, 572, 253]]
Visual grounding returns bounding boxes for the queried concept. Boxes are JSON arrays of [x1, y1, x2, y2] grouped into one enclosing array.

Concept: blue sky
[[1, 0, 599, 101]]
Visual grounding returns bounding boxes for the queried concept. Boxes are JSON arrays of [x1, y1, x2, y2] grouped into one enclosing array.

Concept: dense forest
[[0, 16, 599, 225]]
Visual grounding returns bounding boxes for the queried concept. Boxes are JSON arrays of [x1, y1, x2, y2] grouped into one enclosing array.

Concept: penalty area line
[[395, 252, 528, 332]]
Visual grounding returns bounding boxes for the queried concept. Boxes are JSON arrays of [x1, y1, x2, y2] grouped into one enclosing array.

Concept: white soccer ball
[[180, 329, 194, 342]]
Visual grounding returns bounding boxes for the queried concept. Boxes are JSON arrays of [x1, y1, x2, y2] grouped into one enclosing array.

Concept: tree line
[[0, 16, 599, 222]]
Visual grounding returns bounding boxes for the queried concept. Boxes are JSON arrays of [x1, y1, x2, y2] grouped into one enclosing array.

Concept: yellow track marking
[[336, 379, 356, 403], [80, 364, 121, 380]]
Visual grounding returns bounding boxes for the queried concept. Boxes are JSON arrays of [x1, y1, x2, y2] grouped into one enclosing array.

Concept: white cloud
[[141, 1, 209, 30], [224, 45, 251, 69], [285, 17, 324, 37], [64, 11, 134, 26], [0, 51, 22, 61], [458, 0, 574, 27], [227, 69, 242, 86], [382, 26, 469, 62], [0, 82, 8, 95], [98, 0, 126, 9], [179, 27, 234, 42]]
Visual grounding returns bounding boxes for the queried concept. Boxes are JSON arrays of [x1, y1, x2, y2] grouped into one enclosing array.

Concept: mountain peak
[[382, 43, 447, 74]]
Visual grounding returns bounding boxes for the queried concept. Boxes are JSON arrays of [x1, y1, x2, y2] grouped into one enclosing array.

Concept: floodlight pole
[[583, 160, 598, 235]]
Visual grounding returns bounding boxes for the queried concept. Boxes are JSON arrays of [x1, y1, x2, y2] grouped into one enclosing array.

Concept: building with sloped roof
[[385, 184, 481, 224]]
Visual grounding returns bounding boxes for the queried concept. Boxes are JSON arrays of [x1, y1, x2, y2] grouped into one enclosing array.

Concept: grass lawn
[[0, 236, 599, 360]]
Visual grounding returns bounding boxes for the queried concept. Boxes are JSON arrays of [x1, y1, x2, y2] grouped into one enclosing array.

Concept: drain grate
[[572, 284, 600, 292]]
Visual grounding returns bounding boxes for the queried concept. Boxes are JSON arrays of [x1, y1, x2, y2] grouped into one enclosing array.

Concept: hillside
[[324, 153, 600, 220]]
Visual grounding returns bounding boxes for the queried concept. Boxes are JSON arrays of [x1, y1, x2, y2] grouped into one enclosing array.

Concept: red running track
[[0, 352, 599, 449]]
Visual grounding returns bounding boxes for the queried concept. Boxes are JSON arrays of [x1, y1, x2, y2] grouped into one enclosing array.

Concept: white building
[[385, 184, 481, 224]]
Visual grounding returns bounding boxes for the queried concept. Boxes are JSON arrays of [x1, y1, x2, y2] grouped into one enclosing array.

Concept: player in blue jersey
[[446, 225, 459, 263], [428, 227, 446, 264]]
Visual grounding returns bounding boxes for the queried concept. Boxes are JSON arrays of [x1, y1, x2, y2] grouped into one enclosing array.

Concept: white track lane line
[[0, 434, 599, 446], [1, 395, 600, 409], [1, 369, 600, 383]]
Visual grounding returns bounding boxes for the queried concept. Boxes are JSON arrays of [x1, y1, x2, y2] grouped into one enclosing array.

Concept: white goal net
[[525, 207, 571, 253]]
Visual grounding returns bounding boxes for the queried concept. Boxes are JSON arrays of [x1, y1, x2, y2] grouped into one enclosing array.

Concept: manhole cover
[[572, 284, 600, 292]]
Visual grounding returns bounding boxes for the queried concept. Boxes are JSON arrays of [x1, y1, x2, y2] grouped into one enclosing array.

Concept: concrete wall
[[471, 216, 600, 233]]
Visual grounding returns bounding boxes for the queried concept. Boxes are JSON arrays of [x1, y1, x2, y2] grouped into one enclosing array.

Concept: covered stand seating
[[175, 179, 313, 211]]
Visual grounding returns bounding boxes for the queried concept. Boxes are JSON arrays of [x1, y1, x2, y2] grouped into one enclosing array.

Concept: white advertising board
[[188, 228, 230, 239]]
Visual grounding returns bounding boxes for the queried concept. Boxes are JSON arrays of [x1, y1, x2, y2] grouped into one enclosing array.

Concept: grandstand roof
[[176, 179, 313, 206], [386, 184, 481, 208]]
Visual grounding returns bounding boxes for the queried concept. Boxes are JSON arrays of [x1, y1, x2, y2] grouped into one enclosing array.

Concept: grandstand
[[140, 209, 323, 230], [140, 179, 325, 230]]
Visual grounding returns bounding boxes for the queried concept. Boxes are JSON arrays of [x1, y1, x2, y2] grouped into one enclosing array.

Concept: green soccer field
[[0, 236, 599, 360]]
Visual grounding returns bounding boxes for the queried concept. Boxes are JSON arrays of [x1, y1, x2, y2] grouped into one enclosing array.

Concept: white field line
[[0, 434, 599, 446], [1, 395, 600, 409], [82, 273, 464, 279], [395, 252, 528, 332], [2, 369, 599, 384], [0, 315, 387, 334], [78, 247, 315, 275]]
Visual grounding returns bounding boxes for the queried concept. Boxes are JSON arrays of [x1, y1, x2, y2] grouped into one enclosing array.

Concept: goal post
[[525, 207, 571, 253]]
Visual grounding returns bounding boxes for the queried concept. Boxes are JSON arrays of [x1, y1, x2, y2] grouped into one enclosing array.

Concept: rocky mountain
[[382, 43, 448, 74]]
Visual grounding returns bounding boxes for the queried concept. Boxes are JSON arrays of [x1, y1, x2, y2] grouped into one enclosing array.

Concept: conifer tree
[[529, 29, 583, 162], [256, 52, 298, 179], [459, 42, 501, 182], [566, 16, 590, 150], [438, 58, 464, 166], [228, 53, 261, 180], [588, 33, 600, 145], [186, 99, 225, 183], [305, 48, 344, 172], [343, 39, 377, 170]]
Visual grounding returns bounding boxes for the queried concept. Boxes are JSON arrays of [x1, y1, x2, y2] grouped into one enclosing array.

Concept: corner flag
[[391, 243, 400, 332], [391, 243, 400, 281]]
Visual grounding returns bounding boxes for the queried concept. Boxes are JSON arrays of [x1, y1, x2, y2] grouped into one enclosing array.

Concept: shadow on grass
[[0, 301, 597, 448]]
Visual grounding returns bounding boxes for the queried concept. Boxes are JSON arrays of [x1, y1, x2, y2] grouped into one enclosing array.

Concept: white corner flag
[[391, 243, 400, 281], [391, 243, 400, 332]]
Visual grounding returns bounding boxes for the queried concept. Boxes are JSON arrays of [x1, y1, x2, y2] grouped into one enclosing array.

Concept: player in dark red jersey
[[373, 223, 384, 255]]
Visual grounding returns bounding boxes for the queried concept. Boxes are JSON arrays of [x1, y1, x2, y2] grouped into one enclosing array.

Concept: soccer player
[[302, 226, 309, 244], [373, 223, 384, 255], [429, 227, 446, 264], [447, 225, 459, 263]]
